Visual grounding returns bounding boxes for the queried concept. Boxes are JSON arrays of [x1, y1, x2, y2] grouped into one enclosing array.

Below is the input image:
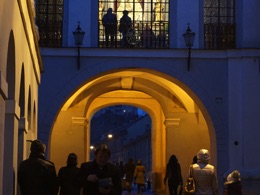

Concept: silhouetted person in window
[[119, 10, 132, 47], [18, 140, 59, 195], [58, 153, 81, 195], [102, 8, 117, 47]]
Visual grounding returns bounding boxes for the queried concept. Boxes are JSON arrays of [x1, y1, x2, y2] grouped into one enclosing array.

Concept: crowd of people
[[163, 149, 243, 195], [18, 140, 243, 195]]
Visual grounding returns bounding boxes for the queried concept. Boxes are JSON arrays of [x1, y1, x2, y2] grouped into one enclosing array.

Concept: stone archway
[[49, 69, 215, 192]]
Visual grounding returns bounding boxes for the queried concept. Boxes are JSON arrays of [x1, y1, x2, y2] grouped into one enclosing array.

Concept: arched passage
[[49, 68, 215, 191]]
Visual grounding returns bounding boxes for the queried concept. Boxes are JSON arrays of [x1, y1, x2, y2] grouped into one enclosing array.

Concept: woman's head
[[168, 155, 178, 164], [197, 149, 210, 163], [137, 160, 142, 165], [67, 153, 78, 167]]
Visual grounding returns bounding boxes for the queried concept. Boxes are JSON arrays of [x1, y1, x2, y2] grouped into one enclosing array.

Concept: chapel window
[[98, 0, 169, 48], [35, 0, 63, 47], [204, 0, 236, 49]]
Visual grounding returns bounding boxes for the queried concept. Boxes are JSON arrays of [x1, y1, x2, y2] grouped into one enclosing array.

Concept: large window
[[35, 0, 63, 47], [204, 0, 236, 49], [99, 0, 169, 48]]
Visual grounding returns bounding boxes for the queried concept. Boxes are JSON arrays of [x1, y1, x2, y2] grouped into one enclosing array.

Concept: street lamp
[[107, 134, 113, 139], [73, 22, 85, 69], [89, 145, 95, 160], [183, 23, 195, 71]]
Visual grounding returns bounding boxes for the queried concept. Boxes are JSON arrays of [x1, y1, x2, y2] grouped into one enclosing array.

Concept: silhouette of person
[[224, 170, 243, 195], [119, 10, 132, 47], [142, 24, 155, 48], [124, 158, 136, 192], [134, 160, 146, 193], [58, 153, 81, 195], [186, 149, 218, 195], [164, 155, 183, 195], [192, 155, 197, 164], [102, 8, 117, 47], [18, 140, 59, 195], [78, 144, 122, 195]]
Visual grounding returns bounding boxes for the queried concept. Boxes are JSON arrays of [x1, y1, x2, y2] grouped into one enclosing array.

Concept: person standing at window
[[119, 10, 132, 47], [102, 8, 117, 47]]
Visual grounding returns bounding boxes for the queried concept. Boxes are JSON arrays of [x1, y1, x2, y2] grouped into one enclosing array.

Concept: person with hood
[[224, 170, 243, 195], [186, 149, 218, 195], [18, 140, 59, 195], [164, 155, 183, 195], [58, 153, 81, 195], [78, 144, 122, 195]]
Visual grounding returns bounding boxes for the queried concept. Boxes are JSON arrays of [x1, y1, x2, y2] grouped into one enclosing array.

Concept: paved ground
[[122, 191, 165, 195], [122, 186, 165, 195]]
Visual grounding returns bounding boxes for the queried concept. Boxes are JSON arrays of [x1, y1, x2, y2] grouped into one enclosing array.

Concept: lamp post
[[73, 22, 85, 69], [183, 23, 195, 71], [90, 145, 95, 160]]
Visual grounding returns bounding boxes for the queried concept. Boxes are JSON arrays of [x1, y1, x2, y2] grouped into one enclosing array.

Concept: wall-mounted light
[[73, 22, 85, 69], [183, 23, 195, 71]]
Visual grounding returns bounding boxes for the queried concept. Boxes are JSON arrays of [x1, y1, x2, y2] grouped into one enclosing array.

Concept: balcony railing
[[98, 22, 169, 49]]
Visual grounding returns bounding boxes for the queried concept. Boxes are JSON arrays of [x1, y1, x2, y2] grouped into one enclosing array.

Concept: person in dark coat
[[224, 170, 243, 195], [58, 153, 81, 195], [124, 158, 136, 192], [119, 10, 132, 47], [102, 8, 117, 47], [18, 140, 59, 195], [78, 144, 122, 195], [164, 155, 183, 195]]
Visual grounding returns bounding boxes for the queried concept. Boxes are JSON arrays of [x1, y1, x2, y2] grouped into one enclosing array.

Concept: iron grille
[[204, 0, 236, 49], [35, 0, 63, 47]]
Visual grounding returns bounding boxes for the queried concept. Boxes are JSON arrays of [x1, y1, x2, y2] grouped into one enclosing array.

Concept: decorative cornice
[[72, 117, 88, 126], [164, 118, 181, 127]]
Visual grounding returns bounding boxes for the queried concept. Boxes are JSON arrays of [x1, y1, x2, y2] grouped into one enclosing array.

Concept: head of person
[[197, 149, 210, 163], [168, 155, 178, 164], [128, 158, 133, 163], [30, 140, 46, 157], [137, 160, 142, 165], [94, 144, 111, 167], [107, 8, 112, 13], [192, 155, 198, 164], [67, 153, 78, 167], [227, 170, 241, 183], [123, 10, 128, 15]]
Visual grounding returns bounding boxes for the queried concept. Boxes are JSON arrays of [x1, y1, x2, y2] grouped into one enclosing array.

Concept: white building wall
[[0, 0, 42, 194]]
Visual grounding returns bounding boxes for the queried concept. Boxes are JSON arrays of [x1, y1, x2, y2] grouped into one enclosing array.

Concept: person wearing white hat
[[224, 170, 243, 195], [186, 149, 218, 195]]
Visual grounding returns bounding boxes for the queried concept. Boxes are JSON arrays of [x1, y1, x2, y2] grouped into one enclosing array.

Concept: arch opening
[[49, 69, 215, 192]]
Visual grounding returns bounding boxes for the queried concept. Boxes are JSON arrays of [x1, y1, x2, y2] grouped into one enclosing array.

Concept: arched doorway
[[49, 69, 215, 192]]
